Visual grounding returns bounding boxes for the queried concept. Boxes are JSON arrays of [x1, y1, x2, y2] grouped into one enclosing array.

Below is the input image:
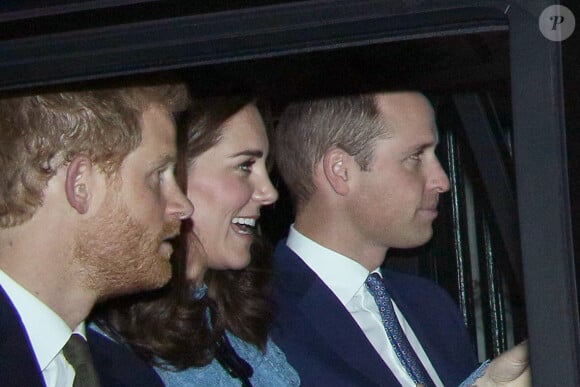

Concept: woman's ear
[[65, 155, 93, 214], [322, 147, 350, 196]]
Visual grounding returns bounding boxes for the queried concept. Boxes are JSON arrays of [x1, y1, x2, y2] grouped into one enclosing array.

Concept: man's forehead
[[140, 106, 176, 145], [375, 91, 435, 124], [121, 105, 177, 167], [374, 91, 433, 115]]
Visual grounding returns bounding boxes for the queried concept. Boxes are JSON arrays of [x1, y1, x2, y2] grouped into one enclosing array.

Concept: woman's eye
[[239, 159, 256, 172]]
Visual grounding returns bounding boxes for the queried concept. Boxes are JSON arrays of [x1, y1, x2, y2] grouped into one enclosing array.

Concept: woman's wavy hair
[[94, 95, 274, 369]]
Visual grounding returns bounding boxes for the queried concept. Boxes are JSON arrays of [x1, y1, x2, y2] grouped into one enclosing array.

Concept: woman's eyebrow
[[230, 149, 264, 158]]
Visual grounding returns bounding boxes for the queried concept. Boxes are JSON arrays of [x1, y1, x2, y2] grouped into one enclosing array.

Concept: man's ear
[[322, 147, 350, 196], [65, 155, 94, 214]]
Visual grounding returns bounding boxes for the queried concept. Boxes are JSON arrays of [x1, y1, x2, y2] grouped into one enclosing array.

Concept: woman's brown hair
[[94, 95, 274, 369]]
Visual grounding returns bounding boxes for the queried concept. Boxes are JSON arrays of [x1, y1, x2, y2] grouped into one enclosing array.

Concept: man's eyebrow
[[151, 154, 177, 168], [409, 141, 436, 153], [413, 128, 440, 150]]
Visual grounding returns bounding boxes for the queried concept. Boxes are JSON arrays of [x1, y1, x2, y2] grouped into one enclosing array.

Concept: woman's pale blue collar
[[192, 283, 208, 300]]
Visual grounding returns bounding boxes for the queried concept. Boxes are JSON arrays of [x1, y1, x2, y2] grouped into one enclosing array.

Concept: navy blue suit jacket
[[0, 286, 163, 387], [271, 240, 478, 386]]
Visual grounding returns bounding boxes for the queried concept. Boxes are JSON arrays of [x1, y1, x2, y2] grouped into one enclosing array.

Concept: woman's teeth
[[232, 217, 256, 235], [232, 217, 256, 227]]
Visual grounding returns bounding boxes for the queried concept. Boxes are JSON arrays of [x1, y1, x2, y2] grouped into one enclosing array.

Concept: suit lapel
[[0, 286, 46, 387], [381, 271, 447, 381], [87, 327, 164, 387], [277, 245, 400, 386]]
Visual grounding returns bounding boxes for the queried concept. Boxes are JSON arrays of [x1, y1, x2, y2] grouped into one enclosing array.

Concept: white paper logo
[[539, 5, 576, 42]]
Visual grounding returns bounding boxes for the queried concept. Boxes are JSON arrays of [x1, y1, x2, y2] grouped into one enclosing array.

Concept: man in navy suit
[[0, 79, 193, 386], [270, 91, 530, 386]]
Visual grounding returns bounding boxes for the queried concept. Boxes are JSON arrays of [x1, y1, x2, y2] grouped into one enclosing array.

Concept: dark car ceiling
[[178, 30, 510, 105], [0, 0, 511, 98], [0, 0, 305, 39]]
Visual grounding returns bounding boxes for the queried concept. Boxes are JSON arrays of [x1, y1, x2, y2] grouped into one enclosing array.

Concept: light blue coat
[[155, 331, 300, 386]]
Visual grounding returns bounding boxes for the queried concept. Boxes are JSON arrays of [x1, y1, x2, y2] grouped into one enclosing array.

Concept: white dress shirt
[[286, 225, 443, 387], [0, 269, 85, 387]]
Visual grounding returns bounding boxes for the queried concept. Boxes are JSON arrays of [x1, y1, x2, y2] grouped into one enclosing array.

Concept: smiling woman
[[95, 95, 299, 387], [185, 100, 278, 271]]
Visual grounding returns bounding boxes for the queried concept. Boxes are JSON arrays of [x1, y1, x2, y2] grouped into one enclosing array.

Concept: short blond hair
[[0, 80, 189, 228]]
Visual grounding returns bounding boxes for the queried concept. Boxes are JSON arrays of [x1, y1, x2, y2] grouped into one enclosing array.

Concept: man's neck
[[294, 213, 387, 272], [0, 262, 95, 329], [0, 227, 95, 329]]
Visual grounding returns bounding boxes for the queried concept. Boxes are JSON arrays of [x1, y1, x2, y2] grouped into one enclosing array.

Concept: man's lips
[[164, 231, 180, 240], [159, 241, 174, 259], [417, 207, 438, 220], [159, 227, 180, 258]]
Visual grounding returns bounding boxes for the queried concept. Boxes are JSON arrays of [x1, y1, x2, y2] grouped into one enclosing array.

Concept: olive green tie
[[62, 333, 101, 387]]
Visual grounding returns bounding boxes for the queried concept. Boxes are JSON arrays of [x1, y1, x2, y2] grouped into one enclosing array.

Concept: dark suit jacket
[[0, 286, 163, 387], [271, 240, 478, 386]]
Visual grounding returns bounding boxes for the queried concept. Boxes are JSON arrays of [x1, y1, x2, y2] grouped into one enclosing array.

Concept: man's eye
[[408, 152, 423, 161], [151, 168, 166, 185]]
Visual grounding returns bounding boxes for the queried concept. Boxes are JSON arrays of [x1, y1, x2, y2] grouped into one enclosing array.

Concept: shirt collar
[[287, 225, 370, 305], [0, 269, 85, 371]]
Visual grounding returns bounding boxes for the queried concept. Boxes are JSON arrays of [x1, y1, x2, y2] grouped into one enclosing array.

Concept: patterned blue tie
[[365, 272, 434, 386]]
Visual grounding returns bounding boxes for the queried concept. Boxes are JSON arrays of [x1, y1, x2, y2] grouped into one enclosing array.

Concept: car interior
[[1, 1, 578, 384]]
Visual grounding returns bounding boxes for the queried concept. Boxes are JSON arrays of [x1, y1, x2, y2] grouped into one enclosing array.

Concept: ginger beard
[[74, 190, 179, 299]]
